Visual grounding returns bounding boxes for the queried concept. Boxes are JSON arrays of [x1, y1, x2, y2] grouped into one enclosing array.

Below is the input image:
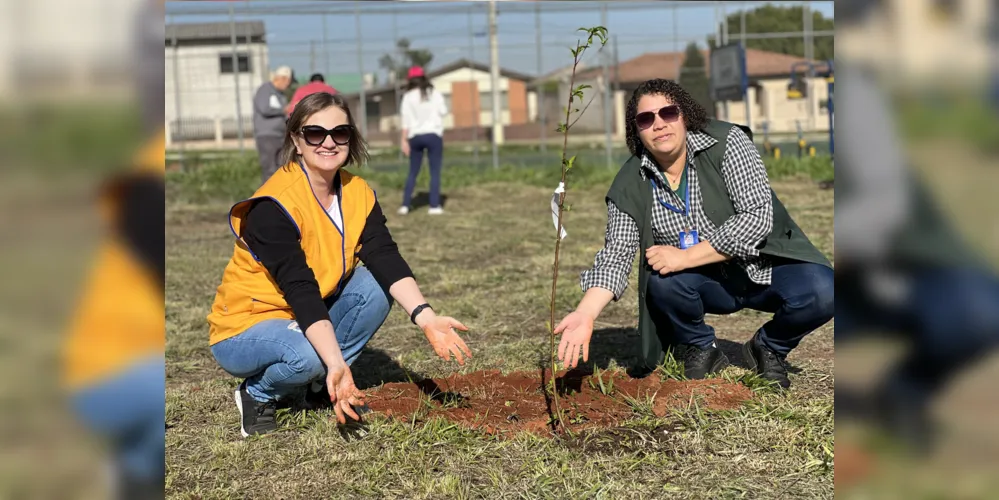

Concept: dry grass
[[165, 162, 834, 499]]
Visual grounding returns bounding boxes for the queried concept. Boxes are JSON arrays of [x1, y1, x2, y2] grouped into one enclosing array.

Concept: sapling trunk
[[547, 26, 608, 435]]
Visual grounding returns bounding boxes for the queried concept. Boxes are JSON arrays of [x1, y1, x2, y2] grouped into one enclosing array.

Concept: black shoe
[[743, 332, 791, 389], [675, 343, 729, 379], [235, 381, 278, 437]]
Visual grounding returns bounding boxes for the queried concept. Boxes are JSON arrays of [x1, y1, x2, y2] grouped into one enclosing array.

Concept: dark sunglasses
[[635, 105, 680, 130], [300, 124, 352, 146]]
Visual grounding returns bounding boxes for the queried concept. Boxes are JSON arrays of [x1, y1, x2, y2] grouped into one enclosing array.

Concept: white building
[[165, 21, 270, 146]]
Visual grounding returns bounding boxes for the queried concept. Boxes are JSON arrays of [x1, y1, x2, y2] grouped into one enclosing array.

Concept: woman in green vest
[[554, 79, 833, 389]]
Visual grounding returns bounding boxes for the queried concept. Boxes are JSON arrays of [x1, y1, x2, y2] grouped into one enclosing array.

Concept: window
[[480, 91, 508, 110], [220, 52, 251, 74]]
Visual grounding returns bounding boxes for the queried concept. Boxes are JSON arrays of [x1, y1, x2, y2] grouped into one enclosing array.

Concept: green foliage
[[0, 104, 143, 171], [165, 152, 833, 204], [706, 4, 834, 60], [896, 94, 999, 154], [379, 38, 434, 81], [679, 42, 715, 118]]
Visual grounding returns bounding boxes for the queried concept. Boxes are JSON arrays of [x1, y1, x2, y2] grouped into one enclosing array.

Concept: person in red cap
[[287, 73, 338, 117], [399, 65, 449, 215]]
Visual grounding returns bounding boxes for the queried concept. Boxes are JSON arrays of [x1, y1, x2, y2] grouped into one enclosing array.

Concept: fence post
[[170, 14, 185, 170], [354, 2, 368, 136], [536, 2, 545, 156], [228, 4, 245, 153]]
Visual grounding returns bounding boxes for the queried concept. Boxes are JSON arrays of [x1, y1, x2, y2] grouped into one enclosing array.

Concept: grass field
[[165, 157, 835, 499]]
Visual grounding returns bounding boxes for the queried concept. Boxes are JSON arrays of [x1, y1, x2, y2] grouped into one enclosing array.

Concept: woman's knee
[[350, 266, 391, 320], [786, 265, 835, 322]]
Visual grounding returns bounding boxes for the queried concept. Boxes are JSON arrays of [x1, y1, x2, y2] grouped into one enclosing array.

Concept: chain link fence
[[164, 1, 833, 170]]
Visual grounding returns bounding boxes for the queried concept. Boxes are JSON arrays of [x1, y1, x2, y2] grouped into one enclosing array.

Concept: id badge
[[678, 230, 699, 249]]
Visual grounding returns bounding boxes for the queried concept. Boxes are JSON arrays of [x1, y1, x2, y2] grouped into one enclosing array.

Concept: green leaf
[[556, 123, 567, 133], [567, 155, 576, 170], [575, 84, 592, 92]]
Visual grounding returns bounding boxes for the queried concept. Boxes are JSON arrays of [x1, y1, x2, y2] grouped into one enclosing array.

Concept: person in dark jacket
[[554, 79, 834, 389], [207, 92, 473, 437]]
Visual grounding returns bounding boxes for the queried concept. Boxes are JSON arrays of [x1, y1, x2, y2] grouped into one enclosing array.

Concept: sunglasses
[[300, 125, 352, 146], [635, 105, 680, 130]]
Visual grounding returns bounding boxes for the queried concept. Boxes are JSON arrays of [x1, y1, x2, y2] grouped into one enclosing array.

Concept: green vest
[[605, 119, 832, 371]]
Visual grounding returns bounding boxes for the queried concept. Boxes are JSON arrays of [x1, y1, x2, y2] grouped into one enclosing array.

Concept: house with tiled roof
[[533, 47, 831, 136]]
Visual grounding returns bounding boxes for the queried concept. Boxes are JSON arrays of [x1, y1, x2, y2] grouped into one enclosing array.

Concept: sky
[[165, 1, 834, 82]]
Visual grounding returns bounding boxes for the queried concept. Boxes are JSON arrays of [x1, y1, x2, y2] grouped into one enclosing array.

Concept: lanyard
[[650, 169, 689, 214], [649, 166, 695, 231]]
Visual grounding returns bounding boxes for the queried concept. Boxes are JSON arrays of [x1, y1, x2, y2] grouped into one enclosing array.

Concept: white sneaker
[[397, 206, 409, 215], [428, 207, 444, 215]]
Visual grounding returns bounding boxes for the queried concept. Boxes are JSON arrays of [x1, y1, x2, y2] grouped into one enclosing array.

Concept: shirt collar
[[638, 129, 718, 180]]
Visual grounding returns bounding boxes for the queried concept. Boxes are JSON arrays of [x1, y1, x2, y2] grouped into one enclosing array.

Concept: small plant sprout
[[547, 25, 609, 435]]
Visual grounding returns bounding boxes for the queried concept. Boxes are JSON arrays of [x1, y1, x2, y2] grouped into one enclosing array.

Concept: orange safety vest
[[62, 131, 166, 389], [207, 161, 376, 345]]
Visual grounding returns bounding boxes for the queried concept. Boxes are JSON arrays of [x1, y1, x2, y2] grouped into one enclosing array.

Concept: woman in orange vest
[[207, 91, 473, 437]]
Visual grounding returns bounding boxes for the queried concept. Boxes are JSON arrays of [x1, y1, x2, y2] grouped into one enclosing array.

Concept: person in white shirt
[[399, 66, 448, 215]]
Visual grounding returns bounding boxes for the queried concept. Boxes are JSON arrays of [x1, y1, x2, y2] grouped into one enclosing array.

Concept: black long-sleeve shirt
[[241, 198, 413, 332]]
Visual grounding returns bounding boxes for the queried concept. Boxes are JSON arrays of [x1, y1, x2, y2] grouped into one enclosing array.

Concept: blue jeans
[[211, 266, 391, 403], [71, 355, 165, 482], [647, 260, 835, 356], [403, 133, 443, 208]]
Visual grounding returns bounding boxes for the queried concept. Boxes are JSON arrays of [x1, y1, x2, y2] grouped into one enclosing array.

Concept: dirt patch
[[364, 368, 753, 438]]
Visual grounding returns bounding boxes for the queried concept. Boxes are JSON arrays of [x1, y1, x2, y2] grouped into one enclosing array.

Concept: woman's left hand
[[646, 245, 689, 275], [419, 314, 473, 365]]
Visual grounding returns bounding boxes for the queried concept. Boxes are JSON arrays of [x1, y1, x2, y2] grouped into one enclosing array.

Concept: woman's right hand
[[325, 361, 365, 424], [553, 310, 595, 369], [401, 140, 410, 157]]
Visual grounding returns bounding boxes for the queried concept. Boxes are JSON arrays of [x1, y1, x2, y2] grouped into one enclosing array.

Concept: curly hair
[[625, 79, 709, 157]]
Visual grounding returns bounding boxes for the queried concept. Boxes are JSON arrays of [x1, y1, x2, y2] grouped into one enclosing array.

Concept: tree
[[706, 4, 833, 61], [678, 42, 715, 118], [379, 38, 434, 82]]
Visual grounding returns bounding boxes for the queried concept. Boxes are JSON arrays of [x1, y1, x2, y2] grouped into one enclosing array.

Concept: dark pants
[[255, 135, 284, 184], [647, 259, 835, 356], [837, 266, 999, 403], [403, 133, 443, 208]]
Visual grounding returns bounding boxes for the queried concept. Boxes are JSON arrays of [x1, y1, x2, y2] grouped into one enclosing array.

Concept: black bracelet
[[410, 303, 433, 325]]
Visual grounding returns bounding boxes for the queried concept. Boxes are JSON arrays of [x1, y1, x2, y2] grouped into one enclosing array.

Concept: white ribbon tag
[[551, 182, 568, 240]]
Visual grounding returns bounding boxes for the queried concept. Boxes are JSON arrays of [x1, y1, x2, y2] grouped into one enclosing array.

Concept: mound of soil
[[364, 369, 753, 437]]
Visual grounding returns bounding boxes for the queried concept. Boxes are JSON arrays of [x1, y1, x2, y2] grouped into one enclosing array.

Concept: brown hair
[[407, 75, 434, 100], [279, 92, 369, 168], [625, 79, 709, 157]]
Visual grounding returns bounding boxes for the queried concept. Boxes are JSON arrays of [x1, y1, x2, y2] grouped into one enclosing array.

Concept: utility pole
[[355, 2, 367, 136], [170, 14, 185, 168], [322, 14, 329, 75], [601, 2, 612, 169], [469, 6, 479, 165], [741, 8, 750, 129], [310, 40, 316, 75], [488, 0, 501, 169], [720, 2, 729, 123], [394, 9, 402, 160], [803, 1, 815, 130], [229, 4, 244, 153], [536, 2, 545, 155]]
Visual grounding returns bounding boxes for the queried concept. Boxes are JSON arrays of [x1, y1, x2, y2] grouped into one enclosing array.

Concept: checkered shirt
[[580, 125, 775, 299]]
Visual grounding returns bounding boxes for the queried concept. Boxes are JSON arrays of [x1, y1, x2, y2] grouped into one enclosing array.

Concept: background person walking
[[399, 66, 448, 215]]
